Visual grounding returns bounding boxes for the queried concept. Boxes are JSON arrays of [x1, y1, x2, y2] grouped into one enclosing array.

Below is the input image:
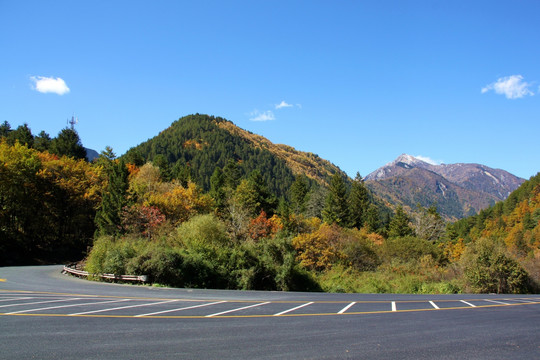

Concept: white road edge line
[[337, 302, 356, 314], [0, 298, 81, 309], [429, 301, 439, 309], [274, 302, 314, 316], [135, 301, 227, 317], [69, 299, 178, 316], [391, 301, 396, 312], [6, 299, 130, 315], [206, 302, 271, 317], [483, 299, 510, 305], [460, 300, 476, 307]]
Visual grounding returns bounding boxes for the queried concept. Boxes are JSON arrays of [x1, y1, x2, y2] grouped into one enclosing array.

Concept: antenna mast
[[68, 115, 78, 130]]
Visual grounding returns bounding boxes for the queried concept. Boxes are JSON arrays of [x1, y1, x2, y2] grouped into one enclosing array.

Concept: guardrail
[[63, 263, 148, 283]]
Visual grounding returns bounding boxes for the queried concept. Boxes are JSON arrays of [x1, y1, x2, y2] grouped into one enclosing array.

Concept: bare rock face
[[365, 154, 525, 220]]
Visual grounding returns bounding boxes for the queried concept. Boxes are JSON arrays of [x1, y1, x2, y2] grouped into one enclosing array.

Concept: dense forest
[[1, 116, 539, 294]]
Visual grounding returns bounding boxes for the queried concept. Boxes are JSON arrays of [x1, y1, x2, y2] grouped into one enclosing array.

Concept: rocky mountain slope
[[365, 154, 525, 220]]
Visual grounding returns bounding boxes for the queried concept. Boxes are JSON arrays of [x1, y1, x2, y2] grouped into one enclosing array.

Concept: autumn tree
[[414, 205, 446, 242]]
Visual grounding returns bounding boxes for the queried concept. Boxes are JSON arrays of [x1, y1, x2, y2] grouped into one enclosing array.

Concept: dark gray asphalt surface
[[1, 265, 540, 359]]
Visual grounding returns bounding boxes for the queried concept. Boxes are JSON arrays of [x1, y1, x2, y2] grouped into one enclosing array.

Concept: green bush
[[125, 243, 184, 287], [460, 238, 532, 294], [379, 236, 445, 265], [175, 213, 229, 249]]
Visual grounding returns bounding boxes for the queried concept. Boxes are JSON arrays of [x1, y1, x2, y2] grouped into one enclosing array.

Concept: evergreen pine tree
[[34, 131, 52, 152], [248, 170, 276, 215], [50, 128, 87, 160], [8, 123, 34, 147], [153, 154, 172, 181], [349, 172, 370, 229], [365, 204, 380, 233], [0, 121, 11, 138], [223, 159, 242, 190], [388, 205, 414, 238], [210, 167, 227, 213], [322, 173, 350, 226], [290, 175, 309, 215], [95, 159, 129, 236]]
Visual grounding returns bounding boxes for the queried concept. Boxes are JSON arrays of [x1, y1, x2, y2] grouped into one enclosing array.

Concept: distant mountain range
[[365, 154, 525, 220]]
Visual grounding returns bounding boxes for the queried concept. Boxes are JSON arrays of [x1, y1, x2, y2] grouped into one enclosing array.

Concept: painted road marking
[[460, 300, 476, 307], [6, 299, 133, 314], [0, 297, 32, 303], [505, 299, 535, 303], [483, 299, 510, 305], [391, 301, 396, 312], [338, 302, 356, 314], [274, 302, 314, 316], [429, 301, 439, 309], [0, 297, 81, 309], [69, 299, 178, 315], [2, 299, 540, 319], [206, 302, 271, 317], [135, 301, 227, 317]]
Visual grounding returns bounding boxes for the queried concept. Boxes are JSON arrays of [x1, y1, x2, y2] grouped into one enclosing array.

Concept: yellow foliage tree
[[145, 182, 213, 225]]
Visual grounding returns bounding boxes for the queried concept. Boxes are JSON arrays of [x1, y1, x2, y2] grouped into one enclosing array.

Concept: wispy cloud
[[481, 75, 533, 99], [415, 155, 442, 165], [30, 76, 70, 95], [275, 100, 293, 109], [249, 110, 275, 122]]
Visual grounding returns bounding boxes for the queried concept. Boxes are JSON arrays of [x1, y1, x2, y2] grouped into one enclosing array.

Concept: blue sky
[[1, 1, 539, 179]]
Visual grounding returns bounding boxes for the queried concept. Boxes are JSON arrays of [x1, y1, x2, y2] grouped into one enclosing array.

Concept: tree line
[[1, 118, 538, 294]]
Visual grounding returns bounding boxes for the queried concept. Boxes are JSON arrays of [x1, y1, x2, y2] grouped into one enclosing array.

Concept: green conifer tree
[[8, 123, 34, 147], [95, 159, 129, 236], [323, 173, 350, 226], [50, 128, 87, 160], [388, 205, 414, 238], [34, 131, 52, 152], [290, 175, 309, 215], [349, 172, 370, 229], [0, 121, 11, 138]]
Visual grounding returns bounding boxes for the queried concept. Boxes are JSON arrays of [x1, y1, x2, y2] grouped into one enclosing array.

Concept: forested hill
[[123, 114, 347, 197], [448, 172, 540, 253]]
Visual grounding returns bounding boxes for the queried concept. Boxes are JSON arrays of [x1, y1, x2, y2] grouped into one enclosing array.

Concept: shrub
[[379, 236, 445, 265], [460, 238, 532, 293]]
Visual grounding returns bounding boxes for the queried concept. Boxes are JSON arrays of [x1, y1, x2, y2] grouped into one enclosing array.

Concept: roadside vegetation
[[1, 118, 539, 294]]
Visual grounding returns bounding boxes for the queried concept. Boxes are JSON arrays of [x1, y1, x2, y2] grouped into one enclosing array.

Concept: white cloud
[[30, 76, 70, 95], [481, 75, 533, 99], [275, 100, 293, 109], [249, 110, 275, 122], [415, 155, 441, 165]]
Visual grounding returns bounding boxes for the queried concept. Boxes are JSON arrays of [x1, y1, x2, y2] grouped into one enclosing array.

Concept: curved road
[[1, 266, 540, 359]]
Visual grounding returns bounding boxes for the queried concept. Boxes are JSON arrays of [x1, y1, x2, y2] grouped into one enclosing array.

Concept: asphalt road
[[1, 265, 540, 359]]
